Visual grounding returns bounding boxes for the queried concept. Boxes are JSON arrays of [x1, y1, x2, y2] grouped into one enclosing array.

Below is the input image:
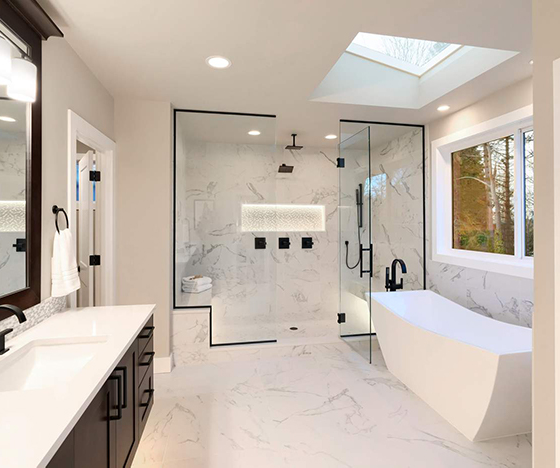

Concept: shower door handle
[[359, 244, 373, 278]]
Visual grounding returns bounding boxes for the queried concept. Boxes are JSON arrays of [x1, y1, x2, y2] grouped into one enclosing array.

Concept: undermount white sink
[[0, 336, 108, 392]]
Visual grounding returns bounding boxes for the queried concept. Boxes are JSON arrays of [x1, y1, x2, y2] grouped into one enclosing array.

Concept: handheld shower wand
[[345, 183, 363, 270]]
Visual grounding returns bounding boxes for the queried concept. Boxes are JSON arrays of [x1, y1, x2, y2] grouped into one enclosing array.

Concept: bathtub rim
[[369, 290, 532, 356]]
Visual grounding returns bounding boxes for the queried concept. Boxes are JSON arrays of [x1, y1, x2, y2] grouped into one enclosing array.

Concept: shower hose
[[345, 199, 361, 270]]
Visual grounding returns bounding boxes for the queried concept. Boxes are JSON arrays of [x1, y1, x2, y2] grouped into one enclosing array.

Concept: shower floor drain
[[289, 327, 298, 331]]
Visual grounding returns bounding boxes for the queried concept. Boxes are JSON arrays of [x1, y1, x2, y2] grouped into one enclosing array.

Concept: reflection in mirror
[[0, 92, 29, 296]]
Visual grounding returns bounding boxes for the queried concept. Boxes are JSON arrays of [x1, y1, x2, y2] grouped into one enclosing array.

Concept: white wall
[[532, 0, 560, 465], [426, 78, 534, 327], [114, 99, 172, 359], [42, 38, 114, 298], [1, 37, 115, 334]]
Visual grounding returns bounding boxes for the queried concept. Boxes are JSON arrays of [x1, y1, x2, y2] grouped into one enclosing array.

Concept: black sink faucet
[[385, 259, 407, 292], [0, 304, 27, 356]]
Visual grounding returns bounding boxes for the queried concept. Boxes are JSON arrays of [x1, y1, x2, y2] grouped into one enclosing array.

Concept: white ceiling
[[39, 0, 532, 148]]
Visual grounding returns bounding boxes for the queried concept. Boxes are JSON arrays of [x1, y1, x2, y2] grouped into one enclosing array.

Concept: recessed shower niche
[[174, 110, 339, 346]]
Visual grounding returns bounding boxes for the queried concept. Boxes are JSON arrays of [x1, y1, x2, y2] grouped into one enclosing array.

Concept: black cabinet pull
[[139, 352, 155, 367], [108, 374, 123, 420], [140, 388, 154, 408], [114, 366, 128, 409], [139, 326, 155, 339]]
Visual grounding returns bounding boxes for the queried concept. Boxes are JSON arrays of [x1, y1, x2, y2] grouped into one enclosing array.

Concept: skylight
[[348, 33, 462, 76]]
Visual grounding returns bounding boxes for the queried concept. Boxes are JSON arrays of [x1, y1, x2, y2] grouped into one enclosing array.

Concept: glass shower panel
[[174, 111, 277, 345], [339, 127, 373, 363]]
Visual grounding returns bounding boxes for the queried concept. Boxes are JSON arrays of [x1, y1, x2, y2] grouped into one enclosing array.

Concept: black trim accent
[[0, 0, 43, 313], [340, 332, 377, 338], [172, 108, 280, 347], [211, 340, 278, 347], [279, 237, 290, 249], [89, 170, 101, 182], [174, 109, 276, 118], [4, 0, 63, 39]]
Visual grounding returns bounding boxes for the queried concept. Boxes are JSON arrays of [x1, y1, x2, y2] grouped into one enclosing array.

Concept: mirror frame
[[0, 0, 62, 318]]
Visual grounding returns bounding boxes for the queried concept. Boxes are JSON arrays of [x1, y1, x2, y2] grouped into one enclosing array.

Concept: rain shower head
[[285, 133, 303, 150], [278, 163, 294, 173]]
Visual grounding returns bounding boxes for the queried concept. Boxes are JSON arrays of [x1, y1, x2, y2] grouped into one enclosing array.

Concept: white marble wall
[[175, 131, 339, 346], [0, 133, 26, 296]]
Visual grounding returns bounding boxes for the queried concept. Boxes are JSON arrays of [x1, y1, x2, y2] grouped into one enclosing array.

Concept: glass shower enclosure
[[174, 110, 278, 346], [339, 121, 426, 363]]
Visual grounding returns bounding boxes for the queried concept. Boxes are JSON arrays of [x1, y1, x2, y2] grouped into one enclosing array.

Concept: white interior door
[[78, 151, 94, 307]]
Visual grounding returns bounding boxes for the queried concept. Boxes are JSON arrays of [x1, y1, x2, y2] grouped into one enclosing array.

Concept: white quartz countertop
[[0, 304, 155, 468]]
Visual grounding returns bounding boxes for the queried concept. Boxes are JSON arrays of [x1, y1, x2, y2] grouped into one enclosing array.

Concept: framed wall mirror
[[0, 0, 62, 317]]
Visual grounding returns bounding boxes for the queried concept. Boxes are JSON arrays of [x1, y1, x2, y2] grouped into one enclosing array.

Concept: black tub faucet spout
[[385, 259, 407, 292]]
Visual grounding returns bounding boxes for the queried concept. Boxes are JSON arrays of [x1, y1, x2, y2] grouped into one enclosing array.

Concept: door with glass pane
[[339, 127, 373, 362]]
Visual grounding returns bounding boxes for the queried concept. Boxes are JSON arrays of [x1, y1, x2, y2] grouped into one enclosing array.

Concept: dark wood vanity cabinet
[[47, 317, 155, 468]]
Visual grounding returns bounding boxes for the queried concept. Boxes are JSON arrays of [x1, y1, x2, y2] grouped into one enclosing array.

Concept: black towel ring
[[52, 205, 69, 233]]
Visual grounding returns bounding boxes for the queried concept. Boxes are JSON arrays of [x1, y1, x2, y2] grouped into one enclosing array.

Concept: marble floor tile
[[132, 340, 531, 468]]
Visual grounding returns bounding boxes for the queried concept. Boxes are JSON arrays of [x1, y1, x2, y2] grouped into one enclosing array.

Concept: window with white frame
[[432, 106, 533, 279]]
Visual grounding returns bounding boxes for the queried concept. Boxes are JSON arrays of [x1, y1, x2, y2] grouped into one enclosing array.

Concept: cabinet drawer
[[137, 335, 154, 387], [137, 316, 154, 355], [138, 361, 154, 435]]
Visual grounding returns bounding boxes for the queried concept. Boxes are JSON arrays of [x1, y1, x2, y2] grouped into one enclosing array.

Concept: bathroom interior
[[0, 0, 556, 467]]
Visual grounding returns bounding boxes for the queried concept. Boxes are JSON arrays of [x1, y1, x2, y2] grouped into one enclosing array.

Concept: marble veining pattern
[[132, 340, 531, 467], [175, 125, 339, 345]]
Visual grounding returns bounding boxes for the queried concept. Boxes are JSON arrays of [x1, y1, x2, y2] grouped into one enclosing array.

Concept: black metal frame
[[0, 1, 62, 316], [338, 120, 426, 362], [172, 109, 277, 347]]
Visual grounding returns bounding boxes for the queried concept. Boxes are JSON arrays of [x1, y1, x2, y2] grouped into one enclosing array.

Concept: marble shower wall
[[175, 129, 339, 345]]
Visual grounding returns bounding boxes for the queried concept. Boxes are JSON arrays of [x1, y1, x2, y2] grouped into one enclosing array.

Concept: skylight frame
[[347, 35, 463, 77]]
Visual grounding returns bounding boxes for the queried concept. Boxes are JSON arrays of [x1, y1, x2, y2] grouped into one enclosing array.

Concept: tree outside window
[[452, 135, 516, 255]]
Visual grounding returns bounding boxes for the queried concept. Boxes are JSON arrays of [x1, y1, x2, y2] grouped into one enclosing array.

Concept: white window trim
[[431, 104, 534, 279]]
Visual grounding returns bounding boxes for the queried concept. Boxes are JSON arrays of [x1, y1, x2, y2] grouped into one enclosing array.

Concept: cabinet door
[[46, 431, 74, 468], [114, 343, 137, 468], [74, 380, 116, 468]]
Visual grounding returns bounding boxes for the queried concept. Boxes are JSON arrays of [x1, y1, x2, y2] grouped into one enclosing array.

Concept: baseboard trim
[[154, 353, 174, 374]]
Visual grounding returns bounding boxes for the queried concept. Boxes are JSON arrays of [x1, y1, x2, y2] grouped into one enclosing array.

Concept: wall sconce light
[[0, 38, 12, 85], [7, 57, 37, 103]]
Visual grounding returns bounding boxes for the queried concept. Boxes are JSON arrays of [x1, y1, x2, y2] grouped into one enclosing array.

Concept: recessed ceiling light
[[248, 130, 261, 136], [0, 116, 16, 122], [437, 105, 450, 112], [529, 60, 534, 65], [206, 56, 231, 69], [325, 134, 337, 140]]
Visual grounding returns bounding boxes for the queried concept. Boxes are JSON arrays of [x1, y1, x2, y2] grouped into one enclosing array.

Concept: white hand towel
[[182, 283, 212, 294], [182, 276, 212, 286], [51, 229, 80, 297]]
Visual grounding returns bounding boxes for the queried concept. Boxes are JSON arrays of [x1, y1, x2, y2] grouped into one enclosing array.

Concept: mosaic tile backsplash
[[0, 296, 66, 339]]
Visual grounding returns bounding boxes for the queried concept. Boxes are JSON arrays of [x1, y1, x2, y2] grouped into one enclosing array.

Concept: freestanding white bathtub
[[369, 290, 532, 442]]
